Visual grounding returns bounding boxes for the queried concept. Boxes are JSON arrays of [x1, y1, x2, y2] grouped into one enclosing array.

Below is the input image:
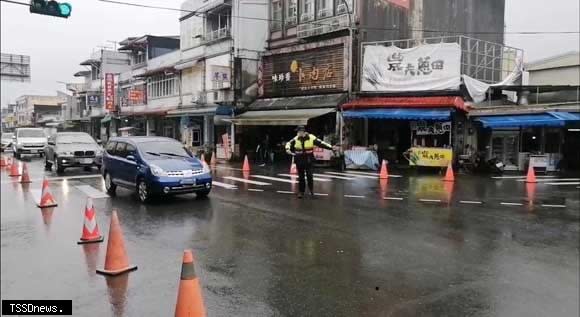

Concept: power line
[[97, 0, 580, 36], [0, 0, 30, 6]]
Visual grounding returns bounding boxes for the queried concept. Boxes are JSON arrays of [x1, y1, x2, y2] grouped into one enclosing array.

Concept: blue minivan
[[102, 137, 212, 203]]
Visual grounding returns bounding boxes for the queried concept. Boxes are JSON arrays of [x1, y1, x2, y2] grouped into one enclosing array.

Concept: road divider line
[[383, 197, 404, 201], [278, 174, 332, 182], [500, 202, 523, 206], [212, 181, 238, 189], [491, 175, 556, 179], [313, 173, 354, 180], [1, 174, 102, 184], [223, 176, 271, 186], [541, 204, 567, 208], [344, 194, 365, 198], [346, 171, 403, 178], [326, 172, 377, 179], [277, 190, 295, 194], [419, 199, 442, 203], [314, 193, 328, 196], [516, 178, 580, 182], [545, 182, 580, 186], [75, 185, 109, 199], [252, 175, 298, 184], [459, 200, 483, 204], [247, 189, 264, 192]]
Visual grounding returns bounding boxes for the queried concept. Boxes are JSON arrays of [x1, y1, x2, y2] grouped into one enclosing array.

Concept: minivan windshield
[[1, 133, 14, 140], [18, 129, 45, 138], [138, 141, 192, 159], [57, 134, 95, 144]]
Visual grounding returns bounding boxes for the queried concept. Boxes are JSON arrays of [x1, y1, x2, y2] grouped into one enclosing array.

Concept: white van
[[12, 128, 48, 159]]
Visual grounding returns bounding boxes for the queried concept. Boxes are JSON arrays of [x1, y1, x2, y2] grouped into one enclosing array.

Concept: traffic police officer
[[285, 126, 335, 198]]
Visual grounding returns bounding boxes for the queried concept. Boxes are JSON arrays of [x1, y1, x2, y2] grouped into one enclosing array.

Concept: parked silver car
[[44, 132, 103, 174], [12, 128, 47, 158]]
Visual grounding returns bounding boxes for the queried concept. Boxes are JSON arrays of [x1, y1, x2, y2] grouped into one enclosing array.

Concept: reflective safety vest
[[285, 133, 332, 155]]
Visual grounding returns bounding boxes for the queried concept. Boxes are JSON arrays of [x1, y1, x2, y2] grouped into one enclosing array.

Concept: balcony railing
[[204, 27, 231, 43]]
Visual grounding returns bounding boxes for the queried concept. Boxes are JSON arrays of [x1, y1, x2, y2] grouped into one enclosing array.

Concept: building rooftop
[[526, 51, 580, 71]]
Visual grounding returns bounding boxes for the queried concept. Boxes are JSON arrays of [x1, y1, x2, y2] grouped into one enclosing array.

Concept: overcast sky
[[1, 0, 579, 108]]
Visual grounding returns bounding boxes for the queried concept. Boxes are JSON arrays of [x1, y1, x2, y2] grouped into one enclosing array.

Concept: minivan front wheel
[[104, 172, 117, 196], [137, 179, 152, 203]]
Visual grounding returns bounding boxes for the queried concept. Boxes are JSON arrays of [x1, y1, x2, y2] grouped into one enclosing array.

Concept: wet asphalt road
[[1, 156, 579, 316]]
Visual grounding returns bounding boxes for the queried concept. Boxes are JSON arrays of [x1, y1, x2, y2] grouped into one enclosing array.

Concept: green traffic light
[[59, 3, 71, 17]]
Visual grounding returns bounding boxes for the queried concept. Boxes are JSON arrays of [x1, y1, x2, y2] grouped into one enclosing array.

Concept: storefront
[[473, 111, 580, 171], [341, 96, 469, 169], [231, 37, 350, 162], [166, 106, 217, 156]]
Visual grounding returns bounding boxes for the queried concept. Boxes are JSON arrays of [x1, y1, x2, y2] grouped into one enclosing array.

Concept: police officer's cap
[[295, 125, 306, 132]]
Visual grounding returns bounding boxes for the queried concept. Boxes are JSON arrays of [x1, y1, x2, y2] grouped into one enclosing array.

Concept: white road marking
[[517, 178, 580, 182], [252, 175, 298, 184], [326, 172, 377, 179], [223, 176, 271, 186], [313, 173, 354, 180], [1, 174, 102, 184], [500, 202, 524, 206], [247, 188, 264, 192], [459, 200, 483, 204], [211, 181, 238, 189], [541, 204, 567, 208], [346, 171, 403, 178], [313, 193, 328, 196], [215, 166, 244, 171], [491, 175, 556, 179], [277, 174, 332, 182], [75, 185, 109, 199], [344, 194, 365, 198], [277, 190, 295, 194], [545, 182, 580, 186], [384, 197, 404, 201], [419, 199, 442, 203]]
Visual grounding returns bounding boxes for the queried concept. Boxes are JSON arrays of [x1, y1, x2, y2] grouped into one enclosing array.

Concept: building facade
[[14, 95, 67, 128]]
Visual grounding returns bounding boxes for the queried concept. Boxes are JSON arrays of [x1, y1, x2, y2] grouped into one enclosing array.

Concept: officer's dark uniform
[[285, 130, 333, 196]]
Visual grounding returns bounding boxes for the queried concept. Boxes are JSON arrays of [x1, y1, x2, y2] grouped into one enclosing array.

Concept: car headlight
[[202, 162, 211, 174], [150, 164, 167, 177], [58, 151, 74, 157]]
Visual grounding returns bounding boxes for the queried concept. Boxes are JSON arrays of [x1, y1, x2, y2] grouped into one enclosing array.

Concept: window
[[91, 65, 100, 80], [317, 0, 333, 18], [301, 0, 314, 22], [147, 74, 178, 99], [271, 0, 283, 31], [133, 51, 146, 65], [115, 142, 127, 158], [336, 0, 352, 14], [126, 143, 136, 156], [286, 0, 297, 26], [105, 141, 117, 154]]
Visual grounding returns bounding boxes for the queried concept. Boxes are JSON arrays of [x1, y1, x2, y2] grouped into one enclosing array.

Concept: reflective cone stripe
[[175, 250, 206, 317], [20, 163, 31, 184], [78, 198, 103, 244], [38, 178, 58, 208], [210, 152, 216, 167], [443, 162, 455, 182], [290, 157, 297, 174], [242, 155, 250, 172], [9, 160, 21, 177], [525, 163, 537, 183], [379, 160, 389, 179], [96, 210, 137, 276]]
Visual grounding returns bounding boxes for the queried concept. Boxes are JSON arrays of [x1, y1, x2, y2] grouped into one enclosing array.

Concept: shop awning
[[342, 96, 468, 111], [548, 111, 580, 121], [166, 106, 218, 117], [247, 93, 347, 111], [343, 108, 452, 120], [475, 114, 567, 128], [228, 108, 335, 126]]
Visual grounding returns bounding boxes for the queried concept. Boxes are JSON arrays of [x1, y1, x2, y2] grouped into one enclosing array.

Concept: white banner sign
[[362, 43, 461, 92]]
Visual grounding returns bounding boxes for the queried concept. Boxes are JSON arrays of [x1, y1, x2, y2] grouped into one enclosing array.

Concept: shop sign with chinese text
[[362, 43, 461, 92], [104, 73, 115, 111], [411, 121, 452, 135], [259, 45, 345, 97], [407, 147, 453, 167]]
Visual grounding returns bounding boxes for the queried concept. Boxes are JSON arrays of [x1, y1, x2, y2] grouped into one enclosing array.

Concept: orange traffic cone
[[290, 157, 297, 175], [78, 198, 104, 244], [242, 155, 250, 172], [210, 152, 217, 168], [37, 177, 58, 208], [525, 163, 537, 183], [96, 210, 137, 276], [174, 250, 206, 317], [443, 162, 455, 182], [379, 160, 389, 180], [9, 160, 21, 177], [20, 163, 31, 184]]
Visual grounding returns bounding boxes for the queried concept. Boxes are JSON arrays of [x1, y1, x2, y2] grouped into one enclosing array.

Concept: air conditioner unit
[[337, 4, 347, 14], [213, 90, 232, 103], [318, 9, 331, 18], [192, 93, 207, 104]]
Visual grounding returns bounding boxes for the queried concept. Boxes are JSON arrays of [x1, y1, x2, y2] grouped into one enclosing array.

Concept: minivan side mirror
[[48, 141, 55, 146], [126, 155, 136, 161]]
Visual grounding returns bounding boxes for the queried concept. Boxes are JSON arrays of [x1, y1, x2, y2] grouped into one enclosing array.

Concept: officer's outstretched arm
[[314, 138, 333, 150], [285, 139, 295, 155]]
